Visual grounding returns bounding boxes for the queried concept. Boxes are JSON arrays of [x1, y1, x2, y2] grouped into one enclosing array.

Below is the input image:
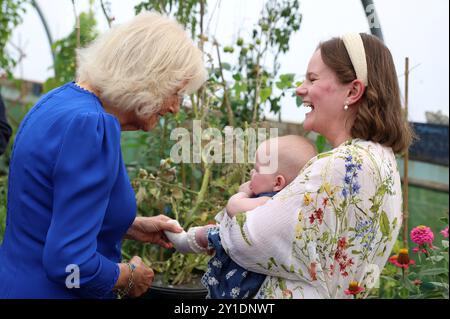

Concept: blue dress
[[0, 82, 136, 299], [201, 191, 277, 299]]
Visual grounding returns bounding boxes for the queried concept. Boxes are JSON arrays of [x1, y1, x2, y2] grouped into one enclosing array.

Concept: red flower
[[413, 279, 422, 286], [309, 209, 324, 225], [334, 237, 353, 276], [322, 198, 329, 207], [282, 289, 293, 298], [344, 281, 365, 296], [334, 250, 342, 261], [309, 262, 318, 281], [329, 264, 335, 276], [389, 249, 416, 269], [314, 208, 324, 225], [338, 237, 347, 249]]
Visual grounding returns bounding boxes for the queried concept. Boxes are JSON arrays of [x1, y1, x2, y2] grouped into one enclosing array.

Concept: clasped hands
[[114, 215, 183, 298]]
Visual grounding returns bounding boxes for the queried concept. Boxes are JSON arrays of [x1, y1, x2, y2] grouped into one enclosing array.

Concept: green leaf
[[236, 213, 252, 246], [221, 62, 231, 71], [429, 255, 445, 262], [260, 87, 272, 103], [279, 73, 295, 82], [380, 211, 390, 237], [439, 216, 449, 224], [223, 46, 234, 53], [419, 268, 448, 276], [315, 135, 327, 153], [428, 282, 449, 290], [317, 151, 333, 159]]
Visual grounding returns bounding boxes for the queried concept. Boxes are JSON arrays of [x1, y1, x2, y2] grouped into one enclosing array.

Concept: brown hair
[[319, 33, 415, 154]]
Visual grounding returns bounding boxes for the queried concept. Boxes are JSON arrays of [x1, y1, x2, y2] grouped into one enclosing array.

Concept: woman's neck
[[323, 127, 353, 149], [75, 81, 136, 130], [76, 81, 118, 117], [330, 133, 353, 148], [75, 81, 101, 98]]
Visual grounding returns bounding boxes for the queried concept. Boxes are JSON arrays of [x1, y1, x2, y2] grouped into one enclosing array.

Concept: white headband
[[342, 33, 368, 86]]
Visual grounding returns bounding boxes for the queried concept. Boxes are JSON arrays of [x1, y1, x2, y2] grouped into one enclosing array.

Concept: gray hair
[[76, 12, 207, 117]]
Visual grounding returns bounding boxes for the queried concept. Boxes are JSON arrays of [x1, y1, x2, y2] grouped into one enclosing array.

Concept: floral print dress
[[218, 139, 403, 299]]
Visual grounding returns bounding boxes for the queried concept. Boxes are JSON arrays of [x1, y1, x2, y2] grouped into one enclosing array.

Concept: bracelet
[[186, 227, 208, 253], [116, 262, 136, 299]]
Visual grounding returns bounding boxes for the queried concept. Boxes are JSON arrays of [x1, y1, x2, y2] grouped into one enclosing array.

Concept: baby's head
[[249, 135, 317, 195]]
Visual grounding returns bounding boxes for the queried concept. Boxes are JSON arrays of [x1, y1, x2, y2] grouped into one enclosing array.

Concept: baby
[[165, 135, 317, 298]]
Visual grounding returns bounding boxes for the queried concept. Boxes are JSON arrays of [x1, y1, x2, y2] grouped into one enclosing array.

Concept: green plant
[[43, 6, 98, 92], [369, 215, 449, 299], [0, 0, 27, 76]]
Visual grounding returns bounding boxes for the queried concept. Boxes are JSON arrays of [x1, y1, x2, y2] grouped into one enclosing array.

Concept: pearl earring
[[344, 104, 349, 111]]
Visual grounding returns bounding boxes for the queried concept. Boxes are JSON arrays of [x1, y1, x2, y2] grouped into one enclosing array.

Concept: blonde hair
[[77, 12, 207, 117]]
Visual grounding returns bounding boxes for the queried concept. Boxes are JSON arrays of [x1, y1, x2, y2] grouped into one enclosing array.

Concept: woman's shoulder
[[36, 83, 120, 133], [299, 138, 396, 179], [326, 138, 396, 165]]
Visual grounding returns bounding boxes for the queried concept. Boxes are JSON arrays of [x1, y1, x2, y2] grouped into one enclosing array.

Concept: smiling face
[[121, 93, 182, 131], [296, 50, 351, 143]]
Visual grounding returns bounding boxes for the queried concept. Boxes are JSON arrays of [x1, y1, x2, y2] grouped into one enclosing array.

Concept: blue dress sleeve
[[43, 112, 121, 299]]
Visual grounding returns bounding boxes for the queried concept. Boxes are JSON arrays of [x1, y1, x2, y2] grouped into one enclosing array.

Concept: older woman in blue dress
[[0, 12, 206, 299]]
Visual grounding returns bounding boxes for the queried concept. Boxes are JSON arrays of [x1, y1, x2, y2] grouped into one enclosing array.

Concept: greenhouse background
[[1, 0, 448, 300]]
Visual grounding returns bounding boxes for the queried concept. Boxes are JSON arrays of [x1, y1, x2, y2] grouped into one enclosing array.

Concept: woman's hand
[[125, 215, 183, 248], [115, 256, 154, 298]]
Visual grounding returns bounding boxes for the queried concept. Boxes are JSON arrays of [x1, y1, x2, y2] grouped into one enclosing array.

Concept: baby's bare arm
[[226, 193, 271, 217]]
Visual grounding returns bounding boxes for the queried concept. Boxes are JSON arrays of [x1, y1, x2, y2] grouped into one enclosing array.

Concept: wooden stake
[[402, 57, 410, 248]]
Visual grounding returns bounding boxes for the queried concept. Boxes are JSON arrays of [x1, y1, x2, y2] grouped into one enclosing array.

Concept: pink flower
[[440, 226, 449, 238], [410, 225, 434, 245]]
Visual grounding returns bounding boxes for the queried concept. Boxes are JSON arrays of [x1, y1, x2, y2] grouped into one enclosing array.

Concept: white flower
[[230, 287, 240, 298], [208, 277, 219, 286], [226, 269, 237, 279], [212, 259, 222, 268]]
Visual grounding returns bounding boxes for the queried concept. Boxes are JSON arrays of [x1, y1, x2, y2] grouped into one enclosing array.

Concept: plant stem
[[159, 118, 168, 159], [100, 0, 113, 28], [215, 40, 235, 126], [135, 178, 198, 195], [192, 164, 211, 214]]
